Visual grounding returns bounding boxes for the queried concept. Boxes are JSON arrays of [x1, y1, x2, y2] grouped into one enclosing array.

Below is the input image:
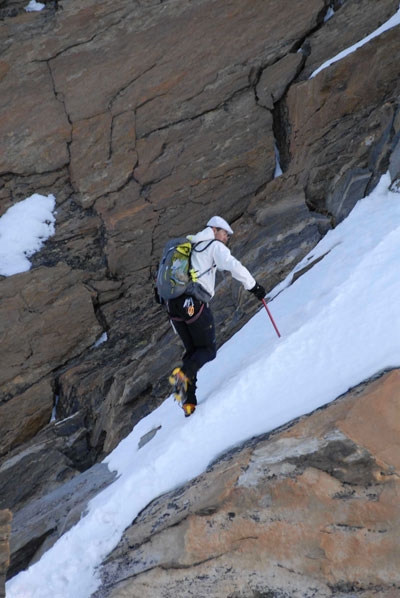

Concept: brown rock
[[41, 0, 324, 220], [257, 53, 305, 110], [0, 60, 70, 174], [93, 371, 400, 597], [48, 0, 324, 126], [95, 182, 153, 279], [0, 263, 102, 400], [70, 111, 138, 208], [286, 26, 400, 221], [134, 91, 275, 233], [300, 369, 400, 473], [301, 0, 400, 80], [0, 378, 53, 457], [0, 510, 12, 598]]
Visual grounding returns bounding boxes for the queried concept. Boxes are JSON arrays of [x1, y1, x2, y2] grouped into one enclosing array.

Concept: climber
[[160, 215, 265, 417]]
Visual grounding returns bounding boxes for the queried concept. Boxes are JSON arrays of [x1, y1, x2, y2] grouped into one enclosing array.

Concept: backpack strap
[[190, 239, 216, 280]]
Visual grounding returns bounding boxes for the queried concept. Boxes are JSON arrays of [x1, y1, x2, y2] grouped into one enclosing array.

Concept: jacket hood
[[190, 227, 215, 243]]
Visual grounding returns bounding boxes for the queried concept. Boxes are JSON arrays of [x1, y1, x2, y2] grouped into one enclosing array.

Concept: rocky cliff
[[93, 370, 400, 597], [1, 0, 400, 592], [0, 511, 11, 598]]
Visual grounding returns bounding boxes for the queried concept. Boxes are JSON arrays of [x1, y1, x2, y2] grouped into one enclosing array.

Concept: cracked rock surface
[[94, 371, 400, 597]]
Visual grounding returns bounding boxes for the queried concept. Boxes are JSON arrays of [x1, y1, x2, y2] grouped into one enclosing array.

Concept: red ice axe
[[262, 298, 281, 338]]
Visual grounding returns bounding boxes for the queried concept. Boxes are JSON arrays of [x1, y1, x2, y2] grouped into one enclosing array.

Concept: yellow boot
[[169, 367, 189, 403]]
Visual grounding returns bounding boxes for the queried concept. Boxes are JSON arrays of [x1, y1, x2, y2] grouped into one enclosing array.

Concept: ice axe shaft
[[262, 298, 281, 338]]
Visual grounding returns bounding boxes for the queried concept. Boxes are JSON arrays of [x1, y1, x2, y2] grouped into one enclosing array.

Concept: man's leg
[[167, 296, 217, 413], [180, 303, 216, 412], [183, 302, 217, 379]]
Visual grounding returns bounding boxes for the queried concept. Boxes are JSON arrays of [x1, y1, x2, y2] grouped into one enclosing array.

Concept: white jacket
[[188, 227, 256, 298]]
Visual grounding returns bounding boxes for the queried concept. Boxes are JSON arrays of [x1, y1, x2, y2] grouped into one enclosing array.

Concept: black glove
[[249, 282, 265, 301]]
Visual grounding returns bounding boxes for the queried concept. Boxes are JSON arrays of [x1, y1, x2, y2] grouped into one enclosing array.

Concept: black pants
[[167, 294, 217, 402]]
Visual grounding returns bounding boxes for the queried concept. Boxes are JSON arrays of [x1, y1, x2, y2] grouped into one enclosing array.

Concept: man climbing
[[162, 215, 265, 417]]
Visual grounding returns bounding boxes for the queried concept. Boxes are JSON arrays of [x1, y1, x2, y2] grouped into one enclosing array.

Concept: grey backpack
[[156, 237, 215, 301]]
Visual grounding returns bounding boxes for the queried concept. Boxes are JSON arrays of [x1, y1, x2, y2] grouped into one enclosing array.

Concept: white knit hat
[[206, 216, 234, 235]]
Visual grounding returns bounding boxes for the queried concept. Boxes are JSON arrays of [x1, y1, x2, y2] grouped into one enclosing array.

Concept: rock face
[[0, 510, 12, 598], [1, 0, 400, 586], [94, 370, 400, 597], [285, 24, 400, 223], [8, 463, 116, 580]]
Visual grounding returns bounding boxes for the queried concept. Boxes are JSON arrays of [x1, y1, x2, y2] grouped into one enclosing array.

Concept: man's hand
[[249, 282, 265, 301]]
